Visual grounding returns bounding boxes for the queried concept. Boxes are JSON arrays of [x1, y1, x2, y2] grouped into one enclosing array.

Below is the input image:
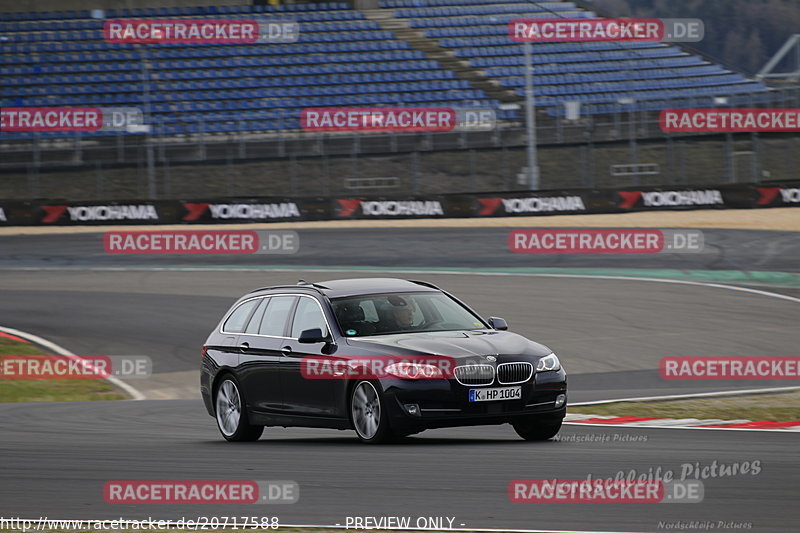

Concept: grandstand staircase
[[360, 8, 520, 104]]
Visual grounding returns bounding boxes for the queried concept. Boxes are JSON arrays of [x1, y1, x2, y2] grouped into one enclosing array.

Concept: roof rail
[[249, 282, 328, 294], [298, 280, 331, 290], [408, 279, 442, 291]]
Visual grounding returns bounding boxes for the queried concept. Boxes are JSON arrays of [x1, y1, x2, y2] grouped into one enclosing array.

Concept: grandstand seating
[[0, 0, 772, 139], [0, 2, 500, 139], [379, 0, 771, 115]]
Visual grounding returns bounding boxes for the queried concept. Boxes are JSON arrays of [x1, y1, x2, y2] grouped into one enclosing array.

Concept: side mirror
[[298, 328, 329, 344], [488, 317, 508, 331]]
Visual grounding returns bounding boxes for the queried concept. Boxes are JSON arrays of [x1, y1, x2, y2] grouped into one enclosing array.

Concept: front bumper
[[381, 368, 567, 432]]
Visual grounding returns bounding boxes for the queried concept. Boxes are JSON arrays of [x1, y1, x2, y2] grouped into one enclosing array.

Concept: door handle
[[239, 342, 249, 352], [281, 345, 292, 356]]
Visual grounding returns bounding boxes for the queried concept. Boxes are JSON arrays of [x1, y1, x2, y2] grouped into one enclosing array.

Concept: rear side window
[[258, 296, 297, 336], [291, 297, 329, 338], [222, 299, 259, 333], [244, 298, 269, 334]]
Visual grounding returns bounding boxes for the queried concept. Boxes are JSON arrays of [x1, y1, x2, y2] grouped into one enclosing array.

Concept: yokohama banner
[[333, 197, 461, 219], [3, 182, 797, 225], [614, 188, 725, 210], [23, 198, 320, 225], [36, 202, 168, 225], [179, 199, 315, 223], [474, 191, 592, 217], [611, 183, 799, 212]]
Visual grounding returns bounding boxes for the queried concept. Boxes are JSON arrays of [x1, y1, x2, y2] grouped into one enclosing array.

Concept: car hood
[[344, 330, 552, 359]]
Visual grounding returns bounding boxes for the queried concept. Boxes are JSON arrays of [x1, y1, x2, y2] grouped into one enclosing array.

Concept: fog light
[[555, 394, 566, 408], [404, 403, 421, 416]]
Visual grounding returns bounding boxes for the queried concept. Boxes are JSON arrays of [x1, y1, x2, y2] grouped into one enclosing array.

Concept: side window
[[222, 299, 259, 333], [258, 296, 296, 337], [291, 297, 329, 338], [244, 298, 269, 334]]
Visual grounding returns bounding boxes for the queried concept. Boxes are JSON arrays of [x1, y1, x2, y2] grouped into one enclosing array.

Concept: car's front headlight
[[385, 362, 444, 379], [536, 353, 561, 373]]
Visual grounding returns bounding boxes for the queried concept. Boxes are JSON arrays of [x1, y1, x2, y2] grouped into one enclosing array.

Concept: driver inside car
[[393, 305, 415, 328], [387, 296, 422, 331]]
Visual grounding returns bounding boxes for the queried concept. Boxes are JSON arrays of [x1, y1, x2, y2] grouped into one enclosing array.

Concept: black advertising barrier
[[0, 201, 38, 226], [612, 185, 736, 212], [32, 201, 173, 225], [176, 197, 324, 223], [454, 181, 797, 217], [469, 189, 597, 217], [330, 196, 463, 219], [11, 197, 322, 226], [2, 181, 797, 226], [609, 181, 800, 213], [753, 182, 800, 208]]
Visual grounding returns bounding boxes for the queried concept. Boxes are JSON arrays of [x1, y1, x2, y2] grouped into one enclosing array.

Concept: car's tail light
[[201, 345, 208, 360], [385, 362, 444, 379]]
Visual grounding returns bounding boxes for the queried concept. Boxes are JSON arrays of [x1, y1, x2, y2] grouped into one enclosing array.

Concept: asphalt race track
[[0, 226, 798, 532], [1, 400, 797, 532], [2, 228, 800, 272]]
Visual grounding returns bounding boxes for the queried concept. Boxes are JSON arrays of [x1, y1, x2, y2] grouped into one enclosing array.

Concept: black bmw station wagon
[[201, 278, 567, 443]]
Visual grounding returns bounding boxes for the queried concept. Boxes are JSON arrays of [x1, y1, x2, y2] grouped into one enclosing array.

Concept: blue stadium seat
[[0, 1, 769, 137]]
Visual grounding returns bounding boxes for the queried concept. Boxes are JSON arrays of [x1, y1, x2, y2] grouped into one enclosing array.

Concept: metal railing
[[2, 87, 799, 200]]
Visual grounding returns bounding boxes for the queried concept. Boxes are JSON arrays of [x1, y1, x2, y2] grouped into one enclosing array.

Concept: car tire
[[214, 375, 264, 442], [512, 416, 563, 441], [350, 380, 396, 444]]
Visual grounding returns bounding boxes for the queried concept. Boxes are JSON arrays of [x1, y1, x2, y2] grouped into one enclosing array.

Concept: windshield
[[331, 292, 487, 337]]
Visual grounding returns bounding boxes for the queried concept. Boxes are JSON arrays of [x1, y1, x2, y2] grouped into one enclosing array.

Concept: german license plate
[[469, 386, 522, 402]]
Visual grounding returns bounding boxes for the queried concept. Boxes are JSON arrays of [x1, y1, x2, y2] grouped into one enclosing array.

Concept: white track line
[[570, 386, 800, 406], [563, 421, 798, 433], [0, 325, 145, 401], [11, 265, 800, 302], [567, 388, 800, 432]]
